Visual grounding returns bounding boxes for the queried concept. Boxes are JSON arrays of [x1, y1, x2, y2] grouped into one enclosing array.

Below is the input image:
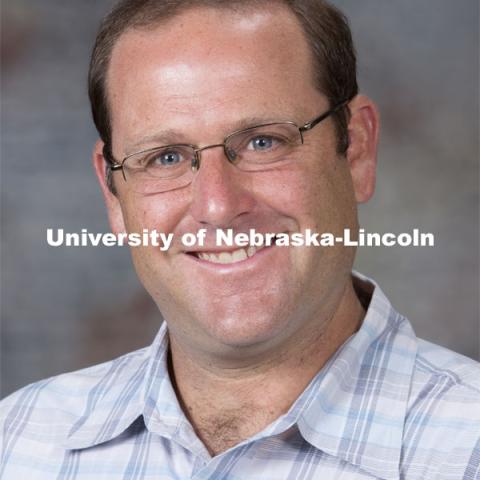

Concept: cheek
[[249, 154, 355, 232], [115, 188, 193, 288], [310, 160, 357, 230], [118, 189, 188, 233]]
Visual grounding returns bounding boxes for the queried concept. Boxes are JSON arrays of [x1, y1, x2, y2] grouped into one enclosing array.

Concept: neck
[[168, 278, 365, 456]]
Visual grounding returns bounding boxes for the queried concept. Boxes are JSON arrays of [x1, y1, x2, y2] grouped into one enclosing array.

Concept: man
[[1, 0, 479, 479]]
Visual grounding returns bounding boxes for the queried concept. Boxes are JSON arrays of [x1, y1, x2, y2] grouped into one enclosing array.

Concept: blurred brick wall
[[1, 0, 478, 396]]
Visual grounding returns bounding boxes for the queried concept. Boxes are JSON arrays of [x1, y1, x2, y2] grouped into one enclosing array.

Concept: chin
[[200, 307, 293, 351]]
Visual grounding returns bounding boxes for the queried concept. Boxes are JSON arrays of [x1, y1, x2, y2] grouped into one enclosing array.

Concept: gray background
[[1, 0, 479, 397]]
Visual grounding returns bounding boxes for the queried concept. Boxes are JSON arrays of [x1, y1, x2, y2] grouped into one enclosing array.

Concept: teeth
[[197, 246, 260, 264], [232, 249, 248, 262]]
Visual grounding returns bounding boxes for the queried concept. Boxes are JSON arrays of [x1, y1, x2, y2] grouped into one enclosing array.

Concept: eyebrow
[[123, 115, 292, 156], [125, 130, 183, 155]]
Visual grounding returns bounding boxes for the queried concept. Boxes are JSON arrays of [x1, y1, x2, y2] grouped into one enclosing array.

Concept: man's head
[[91, 0, 379, 363]]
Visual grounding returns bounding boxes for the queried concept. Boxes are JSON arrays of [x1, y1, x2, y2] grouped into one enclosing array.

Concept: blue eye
[[157, 151, 182, 166], [141, 148, 189, 169], [249, 136, 275, 151]]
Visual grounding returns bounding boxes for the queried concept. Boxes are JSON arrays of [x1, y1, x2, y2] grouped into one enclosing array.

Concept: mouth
[[191, 245, 267, 264], [185, 233, 285, 265]]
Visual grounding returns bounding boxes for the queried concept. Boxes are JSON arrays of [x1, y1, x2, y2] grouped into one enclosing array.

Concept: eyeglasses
[[105, 99, 349, 194]]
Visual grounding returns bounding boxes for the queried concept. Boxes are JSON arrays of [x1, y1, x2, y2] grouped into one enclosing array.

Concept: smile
[[194, 245, 267, 264]]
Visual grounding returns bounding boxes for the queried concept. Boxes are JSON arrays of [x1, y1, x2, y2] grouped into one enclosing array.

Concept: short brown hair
[[88, 0, 358, 186]]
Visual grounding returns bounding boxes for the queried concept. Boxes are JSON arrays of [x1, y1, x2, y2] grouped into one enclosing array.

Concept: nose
[[189, 146, 256, 228]]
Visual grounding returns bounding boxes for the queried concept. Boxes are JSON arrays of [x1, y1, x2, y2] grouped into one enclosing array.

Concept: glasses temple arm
[[102, 144, 123, 170], [299, 99, 350, 132]]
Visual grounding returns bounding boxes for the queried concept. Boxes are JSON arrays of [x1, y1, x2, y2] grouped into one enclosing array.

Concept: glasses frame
[[105, 98, 350, 181]]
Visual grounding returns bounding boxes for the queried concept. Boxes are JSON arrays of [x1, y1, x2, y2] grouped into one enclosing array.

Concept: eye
[[247, 135, 278, 151], [153, 150, 183, 166], [143, 148, 188, 168]]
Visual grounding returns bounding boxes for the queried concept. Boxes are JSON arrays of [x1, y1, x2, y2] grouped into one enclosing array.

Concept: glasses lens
[[123, 145, 195, 193], [226, 123, 302, 170]]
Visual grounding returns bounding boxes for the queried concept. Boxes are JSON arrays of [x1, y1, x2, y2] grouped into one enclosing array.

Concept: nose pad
[[191, 152, 200, 172], [224, 146, 237, 163]]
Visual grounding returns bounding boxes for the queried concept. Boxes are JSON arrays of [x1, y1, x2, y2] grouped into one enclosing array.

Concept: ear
[[346, 95, 380, 203], [92, 139, 127, 234]]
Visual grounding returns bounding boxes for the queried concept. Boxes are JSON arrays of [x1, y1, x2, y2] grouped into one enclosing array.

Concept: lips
[[183, 231, 288, 265]]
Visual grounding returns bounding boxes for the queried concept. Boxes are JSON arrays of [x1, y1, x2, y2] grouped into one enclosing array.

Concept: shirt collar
[[294, 272, 418, 480], [64, 321, 178, 450]]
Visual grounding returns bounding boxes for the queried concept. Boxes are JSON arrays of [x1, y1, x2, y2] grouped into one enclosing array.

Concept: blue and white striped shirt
[[1, 274, 479, 479]]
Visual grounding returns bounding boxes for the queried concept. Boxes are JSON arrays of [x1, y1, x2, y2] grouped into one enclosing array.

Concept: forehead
[[106, 4, 322, 147]]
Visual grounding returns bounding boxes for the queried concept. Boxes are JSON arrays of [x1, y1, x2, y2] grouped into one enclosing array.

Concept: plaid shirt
[[1, 273, 479, 479]]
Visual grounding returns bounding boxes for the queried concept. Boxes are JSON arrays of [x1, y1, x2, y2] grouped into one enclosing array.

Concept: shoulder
[[410, 338, 480, 408], [0, 346, 150, 443], [402, 338, 480, 479], [414, 338, 480, 391], [408, 338, 480, 428]]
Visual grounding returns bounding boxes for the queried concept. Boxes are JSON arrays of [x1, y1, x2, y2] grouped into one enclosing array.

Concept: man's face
[[100, 5, 369, 360]]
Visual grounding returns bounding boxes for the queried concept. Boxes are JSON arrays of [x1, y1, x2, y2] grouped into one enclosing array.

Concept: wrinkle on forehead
[[156, 62, 250, 87]]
